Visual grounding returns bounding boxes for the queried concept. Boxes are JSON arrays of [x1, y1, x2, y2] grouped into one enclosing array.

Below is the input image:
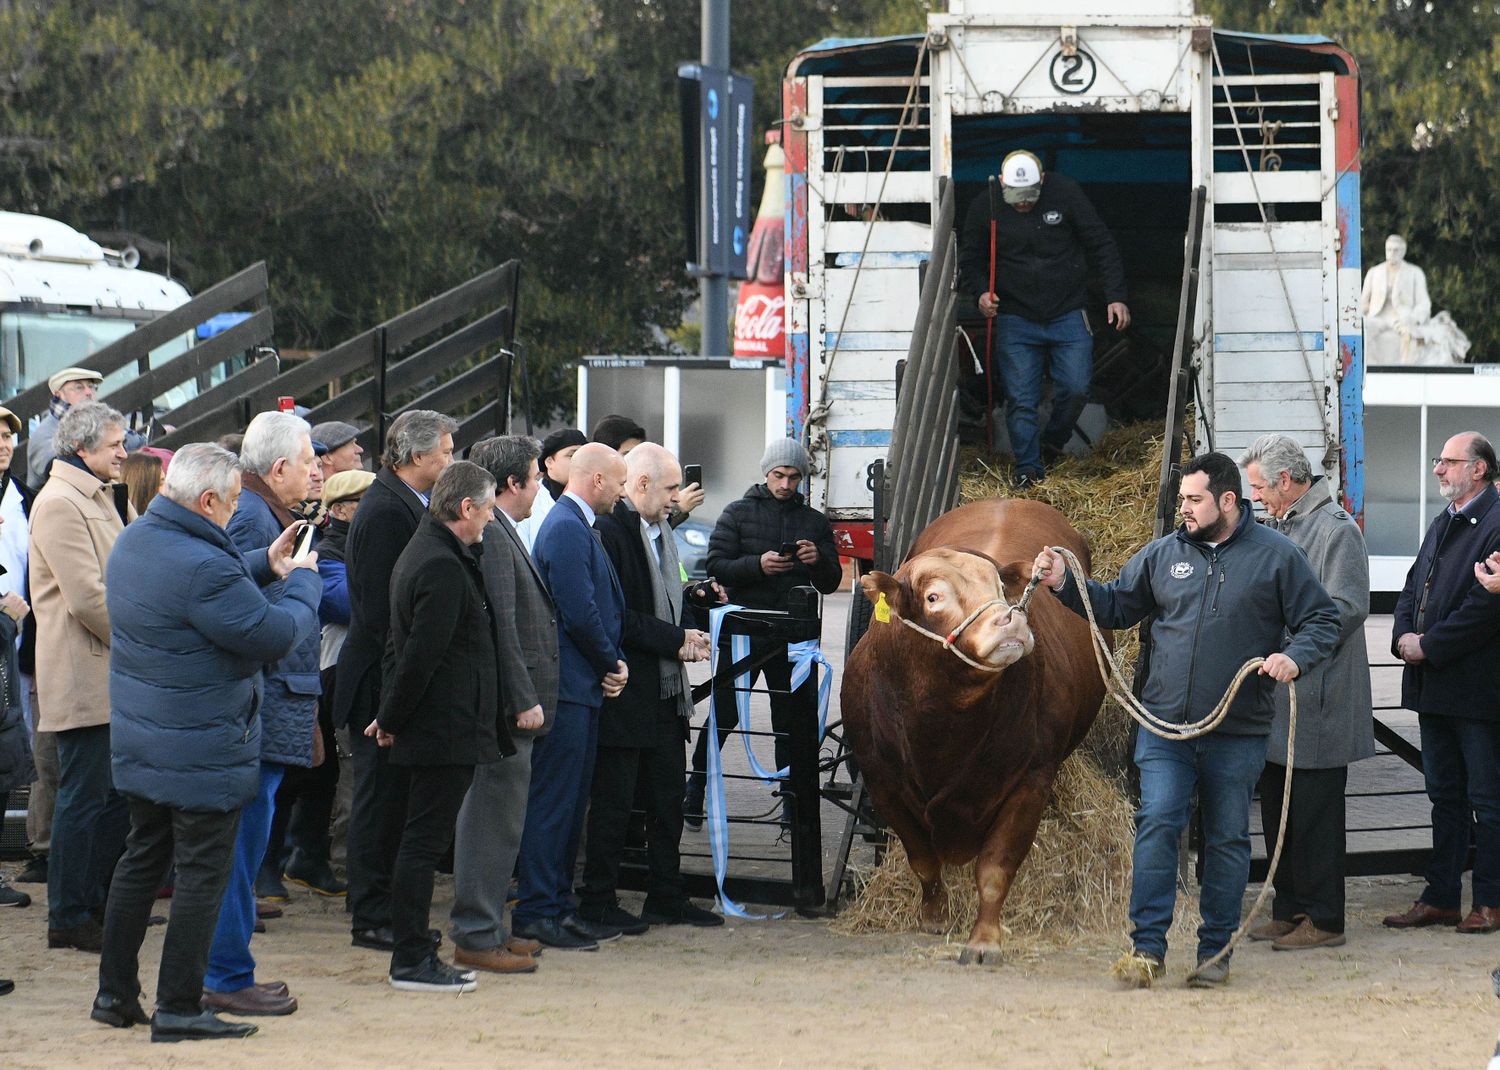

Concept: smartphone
[[780, 541, 797, 558], [683, 464, 703, 487], [292, 522, 316, 560]]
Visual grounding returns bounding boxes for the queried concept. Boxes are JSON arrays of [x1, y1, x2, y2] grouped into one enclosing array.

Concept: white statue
[[1360, 234, 1470, 366]]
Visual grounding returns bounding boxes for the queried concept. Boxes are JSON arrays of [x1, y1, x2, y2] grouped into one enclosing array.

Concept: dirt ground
[[1, 868, 1497, 1069]]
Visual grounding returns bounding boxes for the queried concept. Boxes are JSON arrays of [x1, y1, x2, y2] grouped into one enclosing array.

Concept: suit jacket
[[31, 459, 135, 733], [595, 501, 689, 747], [532, 494, 624, 708], [483, 510, 559, 737], [378, 515, 514, 765], [1393, 481, 1500, 720], [333, 467, 425, 728]]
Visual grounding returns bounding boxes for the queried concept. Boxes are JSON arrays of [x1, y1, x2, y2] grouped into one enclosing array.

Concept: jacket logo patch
[[1043, 210, 1063, 225], [1170, 561, 1194, 579]]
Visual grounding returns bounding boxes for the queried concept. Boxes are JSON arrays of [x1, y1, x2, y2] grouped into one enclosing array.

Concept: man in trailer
[[958, 150, 1130, 489]]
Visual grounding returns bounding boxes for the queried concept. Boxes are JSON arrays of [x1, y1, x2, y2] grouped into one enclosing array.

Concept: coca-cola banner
[[734, 290, 785, 357], [734, 133, 786, 359]]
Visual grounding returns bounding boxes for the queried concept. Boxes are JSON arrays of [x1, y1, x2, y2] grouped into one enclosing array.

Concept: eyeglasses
[[1431, 456, 1479, 469]]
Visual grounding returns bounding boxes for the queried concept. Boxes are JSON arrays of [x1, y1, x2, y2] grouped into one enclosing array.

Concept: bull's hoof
[[957, 942, 1004, 967]]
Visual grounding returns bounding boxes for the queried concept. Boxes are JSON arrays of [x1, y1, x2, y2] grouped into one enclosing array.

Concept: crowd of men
[[0, 374, 843, 1038]]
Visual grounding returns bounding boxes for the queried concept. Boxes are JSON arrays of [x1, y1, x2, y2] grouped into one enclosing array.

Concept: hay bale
[[837, 421, 1169, 944], [834, 753, 1134, 946]]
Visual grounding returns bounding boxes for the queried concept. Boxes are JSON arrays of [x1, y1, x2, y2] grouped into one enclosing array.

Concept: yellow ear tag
[[874, 592, 891, 623]]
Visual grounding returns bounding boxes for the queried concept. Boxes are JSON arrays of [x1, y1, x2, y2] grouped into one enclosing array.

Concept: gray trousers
[[448, 735, 534, 951], [27, 681, 58, 856]]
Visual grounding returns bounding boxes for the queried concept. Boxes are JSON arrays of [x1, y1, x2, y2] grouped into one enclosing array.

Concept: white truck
[[780, 0, 1363, 567]]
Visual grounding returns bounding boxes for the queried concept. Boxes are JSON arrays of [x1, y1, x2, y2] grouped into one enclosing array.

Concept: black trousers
[[581, 713, 687, 909], [390, 764, 473, 970], [346, 725, 409, 931], [689, 636, 795, 784], [1258, 761, 1348, 933], [97, 796, 241, 1015], [266, 699, 340, 870]]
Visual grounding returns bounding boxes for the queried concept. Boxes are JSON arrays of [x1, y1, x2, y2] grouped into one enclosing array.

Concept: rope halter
[[894, 550, 1031, 673]]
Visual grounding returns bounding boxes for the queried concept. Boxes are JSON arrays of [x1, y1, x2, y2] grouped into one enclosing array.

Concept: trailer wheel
[[845, 560, 874, 660]]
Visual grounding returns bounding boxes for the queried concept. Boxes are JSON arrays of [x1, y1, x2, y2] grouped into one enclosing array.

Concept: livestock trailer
[[780, 0, 1362, 567]]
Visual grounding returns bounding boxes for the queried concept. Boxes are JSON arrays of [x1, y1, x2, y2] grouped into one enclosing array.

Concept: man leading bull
[[1033, 451, 1338, 987]]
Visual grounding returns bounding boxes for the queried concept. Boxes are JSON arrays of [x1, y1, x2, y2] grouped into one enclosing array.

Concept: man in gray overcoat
[[1242, 434, 1374, 950]]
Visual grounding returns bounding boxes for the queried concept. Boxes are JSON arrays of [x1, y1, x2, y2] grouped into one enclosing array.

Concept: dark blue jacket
[[319, 560, 350, 627], [1057, 505, 1339, 734], [1393, 482, 1500, 719], [107, 495, 321, 811], [227, 486, 323, 766], [532, 494, 624, 707]]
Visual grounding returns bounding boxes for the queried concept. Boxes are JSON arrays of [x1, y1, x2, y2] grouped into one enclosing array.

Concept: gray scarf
[[628, 500, 692, 720]]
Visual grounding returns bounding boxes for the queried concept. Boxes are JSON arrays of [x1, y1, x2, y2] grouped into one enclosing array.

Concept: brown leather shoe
[[1271, 918, 1347, 950], [255, 900, 283, 920], [1248, 919, 1297, 942], [255, 980, 290, 996], [1382, 900, 1461, 928], [1457, 906, 1500, 934], [201, 985, 299, 1016], [453, 944, 538, 975], [505, 935, 543, 957]]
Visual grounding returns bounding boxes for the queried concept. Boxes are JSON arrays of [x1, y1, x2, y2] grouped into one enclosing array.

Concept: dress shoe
[[14, 856, 46, 884], [577, 901, 650, 936], [253, 918, 266, 934], [150, 1009, 258, 1043], [1247, 918, 1297, 942], [0, 979, 12, 997], [201, 985, 298, 1016], [351, 926, 442, 951], [1271, 917, 1347, 950], [255, 864, 289, 901], [91, 993, 151, 1028], [641, 898, 725, 927], [255, 900, 283, 920], [562, 913, 622, 943], [282, 852, 348, 897], [505, 935, 542, 957], [453, 944, 538, 974], [256, 980, 290, 996], [1382, 900, 1462, 929], [48, 919, 104, 952], [1458, 906, 1500, 934], [512, 916, 598, 951]]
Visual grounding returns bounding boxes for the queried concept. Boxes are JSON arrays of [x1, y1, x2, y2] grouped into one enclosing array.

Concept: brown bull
[[842, 499, 1107, 964]]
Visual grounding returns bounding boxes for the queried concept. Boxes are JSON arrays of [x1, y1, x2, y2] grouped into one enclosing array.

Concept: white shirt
[[516, 484, 557, 553], [0, 477, 28, 598], [563, 490, 596, 527]]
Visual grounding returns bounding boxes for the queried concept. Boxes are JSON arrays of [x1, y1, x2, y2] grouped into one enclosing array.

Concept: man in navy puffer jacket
[[202, 411, 322, 1019], [94, 444, 319, 1043]]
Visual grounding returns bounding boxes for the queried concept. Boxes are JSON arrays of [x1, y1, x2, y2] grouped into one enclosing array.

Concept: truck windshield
[[0, 309, 200, 410]]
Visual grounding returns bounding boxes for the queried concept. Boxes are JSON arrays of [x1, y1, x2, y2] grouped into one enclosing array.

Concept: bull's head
[[860, 548, 1035, 671]]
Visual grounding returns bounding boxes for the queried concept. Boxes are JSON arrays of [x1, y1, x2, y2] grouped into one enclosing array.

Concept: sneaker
[[1271, 918, 1347, 951], [682, 780, 705, 832], [562, 913, 622, 944], [1009, 470, 1043, 491], [388, 959, 477, 994], [254, 864, 289, 902], [577, 902, 649, 936], [1187, 956, 1230, 988], [640, 898, 724, 927], [1248, 918, 1297, 942], [511, 917, 598, 952], [283, 852, 348, 898], [15, 856, 46, 884], [0, 880, 30, 908]]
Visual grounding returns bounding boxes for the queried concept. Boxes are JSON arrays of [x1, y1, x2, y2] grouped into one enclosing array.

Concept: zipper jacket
[[1056, 505, 1340, 734]]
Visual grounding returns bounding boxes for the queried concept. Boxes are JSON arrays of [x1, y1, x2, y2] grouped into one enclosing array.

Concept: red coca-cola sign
[[734, 132, 785, 359]]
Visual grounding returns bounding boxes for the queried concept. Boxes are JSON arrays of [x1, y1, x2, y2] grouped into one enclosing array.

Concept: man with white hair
[[1241, 434, 1373, 950], [95, 443, 320, 1042], [200, 411, 319, 1018], [31, 401, 133, 952]]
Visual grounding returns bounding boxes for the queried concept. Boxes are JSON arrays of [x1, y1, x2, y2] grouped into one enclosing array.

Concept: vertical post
[[374, 326, 389, 449], [576, 364, 590, 435], [785, 593, 825, 916], [663, 365, 682, 456], [700, 0, 730, 359]]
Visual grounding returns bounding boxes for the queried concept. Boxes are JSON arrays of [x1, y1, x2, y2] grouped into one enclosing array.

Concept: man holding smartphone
[[683, 439, 842, 827]]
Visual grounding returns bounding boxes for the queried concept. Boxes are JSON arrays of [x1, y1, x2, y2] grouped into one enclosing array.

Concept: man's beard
[[1185, 511, 1231, 543]]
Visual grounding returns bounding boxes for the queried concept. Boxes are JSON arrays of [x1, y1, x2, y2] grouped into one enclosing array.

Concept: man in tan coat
[[30, 401, 133, 952]]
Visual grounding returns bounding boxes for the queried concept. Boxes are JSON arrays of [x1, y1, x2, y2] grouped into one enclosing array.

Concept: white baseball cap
[[1001, 151, 1043, 204]]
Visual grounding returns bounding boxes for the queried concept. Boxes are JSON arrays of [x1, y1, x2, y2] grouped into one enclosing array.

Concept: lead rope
[[1035, 545, 1295, 985]]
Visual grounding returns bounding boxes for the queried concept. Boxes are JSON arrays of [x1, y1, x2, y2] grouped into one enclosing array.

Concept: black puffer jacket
[[706, 484, 843, 610]]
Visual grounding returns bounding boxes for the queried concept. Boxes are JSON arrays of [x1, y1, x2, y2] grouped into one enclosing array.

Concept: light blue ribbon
[[703, 603, 833, 919]]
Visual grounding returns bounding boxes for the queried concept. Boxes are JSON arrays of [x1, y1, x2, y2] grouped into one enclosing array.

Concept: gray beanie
[[760, 438, 810, 476]]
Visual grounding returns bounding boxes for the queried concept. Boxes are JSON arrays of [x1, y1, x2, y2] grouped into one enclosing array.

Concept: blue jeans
[[1130, 730, 1268, 963], [1417, 713, 1500, 909], [204, 762, 284, 993], [48, 724, 129, 930], [995, 309, 1093, 476], [513, 702, 599, 925]]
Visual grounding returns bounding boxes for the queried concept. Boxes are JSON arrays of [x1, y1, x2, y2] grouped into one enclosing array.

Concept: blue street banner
[[678, 63, 753, 280]]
